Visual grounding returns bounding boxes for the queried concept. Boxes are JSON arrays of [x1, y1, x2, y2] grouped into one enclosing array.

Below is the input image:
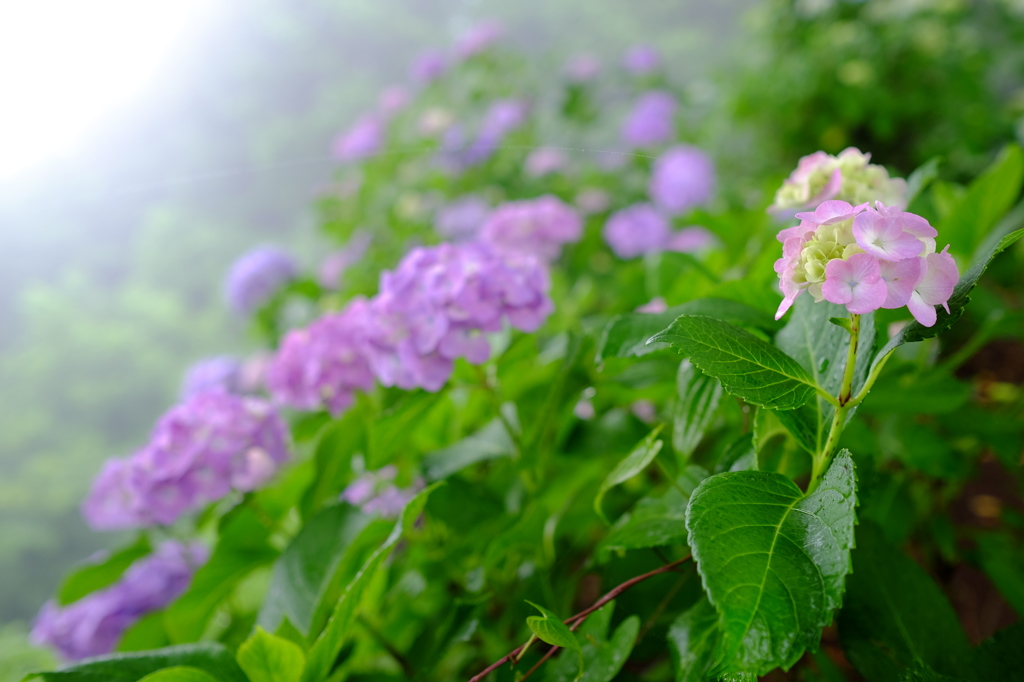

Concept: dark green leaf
[[300, 483, 439, 682], [594, 426, 664, 524], [968, 622, 1024, 681], [686, 451, 857, 675], [940, 144, 1024, 257], [651, 315, 818, 410], [57, 536, 151, 606], [299, 410, 365, 520], [596, 299, 780, 361], [754, 406, 816, 457], [526, 602, 582, 653], [871, 228, 1024, 373], [257, 504, 378, 638], [975, 533, 1024, 617], [422, 407, 518, 480], [673, 361, 724, 462], [23, 644, 247, 682], [237, 628, 304, 682], [838, 523, 970, 681], [598, 467, 707, 558], [668, 596, 722, 682]]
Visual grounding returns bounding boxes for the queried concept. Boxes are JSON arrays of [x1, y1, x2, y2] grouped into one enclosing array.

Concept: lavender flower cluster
[[224, 246, 298, 316], [268, 240, 553, 408], [31, 541, 207, 661], [341, 465, 423, 518], [82, 390, 290, 529]]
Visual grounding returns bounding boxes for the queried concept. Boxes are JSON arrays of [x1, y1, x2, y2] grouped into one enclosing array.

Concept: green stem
[[808, 314, 859, 491]]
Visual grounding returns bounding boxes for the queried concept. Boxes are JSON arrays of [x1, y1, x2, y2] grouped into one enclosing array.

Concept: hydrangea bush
[[26, 20, 1024, 682]]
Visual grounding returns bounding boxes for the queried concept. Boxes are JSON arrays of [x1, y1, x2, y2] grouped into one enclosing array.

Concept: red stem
[[467, 555, 691, 682]]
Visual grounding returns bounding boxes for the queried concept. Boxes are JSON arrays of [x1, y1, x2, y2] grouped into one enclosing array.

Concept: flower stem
[[808, 314, 859, 491]]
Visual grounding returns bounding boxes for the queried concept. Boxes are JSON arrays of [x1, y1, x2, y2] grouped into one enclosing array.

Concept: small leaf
[[668, 596, 722, 682], [673, 361, 724, 462], [137, 667, 222, 682], [871, 227, 1024, 373], [686, 451, 857, 675], [838, 523, 970, 681], [651, 315, 818, 410], [974, 533, 1024, 618], [596, 299, 780, 361], [828, 317, 853, 333], [594, 426, 664, 524], [526, 602, 582, 653], [237, 628, 305, 682]]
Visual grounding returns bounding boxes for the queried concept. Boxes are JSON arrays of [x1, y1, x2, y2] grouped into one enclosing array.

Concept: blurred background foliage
[[1, 0, 1023, 674]]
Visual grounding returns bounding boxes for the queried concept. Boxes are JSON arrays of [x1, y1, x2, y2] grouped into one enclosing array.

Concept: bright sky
[[0, 1, 218, 181]]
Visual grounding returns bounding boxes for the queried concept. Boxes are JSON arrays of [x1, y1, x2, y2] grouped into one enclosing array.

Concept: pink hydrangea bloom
[[772, 147, 908, 212], [636, 297, 668, 314], [378, 86, 410, 117], [774, 195, 958, 324], [525, 148, 567, 177], [565, 54, 601, 82]]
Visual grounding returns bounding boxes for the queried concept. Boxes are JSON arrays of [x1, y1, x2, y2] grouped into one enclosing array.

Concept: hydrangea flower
[[575, 188, 611, 215], [378, 86, 410, 117], [603, 203, 671, 259], [524, 148, 567, 177], [341, 465, 422, 518], [180, 356, 242, 398], [224, 246, 298, 316], [621, 90, 676, 147], [332, 115, 383, 161], [267, 299, 378, 415], [410, 50, 447, 84], [649, 145, 716, 216], [774, 200, 959, 324], [771, 147, 908, 212], [480, 195, 583, 261], [623, 45, 661, 74], [666, 226, 718, 252], [455, 21, 503, 58], [365, 242, 554, 390], [435, 196, 491, 240], [82, 391, 290, 529], [636, 297, 668, 314], [31, 541, 207, 660]]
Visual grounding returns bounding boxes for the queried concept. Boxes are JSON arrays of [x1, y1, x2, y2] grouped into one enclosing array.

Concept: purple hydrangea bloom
[[224, 246, 298, 316], [621, 90, 676, 147], [365, 242, 554, 391], [332, 115, 383, 161], [481, 99, 529, 138], [480, 195, 583, 261], [410, 50, 447, 84], [455, 21, 503, 59], [31, 541, 207, 661], [623, 45, 661, 74], [266, 298, 378, 415], [435, 196, 491, 240], [666, 226, 718, 253], [180, 356, 242, 399], [82, 391, 290, 529], [649, 145, 716, 216], [341, 465, 421, 518], [603, 203, 671, 259]]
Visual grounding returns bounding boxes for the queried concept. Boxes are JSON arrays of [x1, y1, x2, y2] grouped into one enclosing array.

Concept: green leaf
[[871, 227, 1024, 373], [57, 536, 151, 605], [299, 409, 365, 519], [686, 450, 857, 675], [968, 622, 1024, 681], [300, 483, 440, 682], [596, 299, 781, 361], [23, 644, 247, 682], [527, 602, 584, 682], [651, 315, 818, 410], [422, 407, 518, 480], [838, 523, 970, 681], [905, 157, 942, 208], [543, 602, 638, 682], [137, 668, 221, 682], [526, 602, 582, 653], [752, 409, 813, 479], [598, 467, 708, 558], [673, 361, 724, 462], [237, 628, 304, 682], [975, 533, 1024, 617], [257, 504, 377, 638], [668, 596, 722, 682], [594, 426, 664, 524], [940, 144, 1024, 257]]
